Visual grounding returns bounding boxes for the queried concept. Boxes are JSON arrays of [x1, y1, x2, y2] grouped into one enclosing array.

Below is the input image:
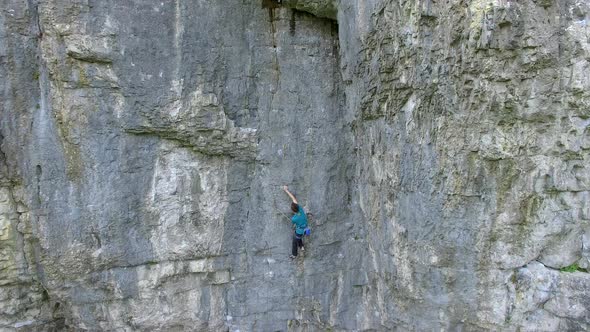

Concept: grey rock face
[[1, 0, 589, 331]]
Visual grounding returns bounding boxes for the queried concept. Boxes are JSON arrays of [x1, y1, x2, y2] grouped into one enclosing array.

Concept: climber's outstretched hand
[[283, 185, 298, 204]]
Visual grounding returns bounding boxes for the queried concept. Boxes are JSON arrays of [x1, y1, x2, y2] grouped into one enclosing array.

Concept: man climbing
[[283, 185, 308, 259]]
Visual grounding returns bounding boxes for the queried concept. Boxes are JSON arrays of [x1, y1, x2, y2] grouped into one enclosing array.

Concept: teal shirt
[[291, 204, 308, 235]]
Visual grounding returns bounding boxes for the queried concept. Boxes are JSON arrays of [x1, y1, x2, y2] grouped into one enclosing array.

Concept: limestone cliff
[[1, 0, 589, 331]]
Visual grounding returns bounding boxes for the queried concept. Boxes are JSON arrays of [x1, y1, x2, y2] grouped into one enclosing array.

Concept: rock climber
[[283, 185, 308, 259]]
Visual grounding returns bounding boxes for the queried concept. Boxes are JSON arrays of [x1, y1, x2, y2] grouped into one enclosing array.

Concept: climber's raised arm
[[283, 185, 298, 205]]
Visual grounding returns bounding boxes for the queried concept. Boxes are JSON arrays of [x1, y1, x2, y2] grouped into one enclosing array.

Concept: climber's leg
[[291, 233, 299, 257]]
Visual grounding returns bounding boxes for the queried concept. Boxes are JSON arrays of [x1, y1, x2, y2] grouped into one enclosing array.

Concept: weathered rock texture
[[1, 0, 589, 330]]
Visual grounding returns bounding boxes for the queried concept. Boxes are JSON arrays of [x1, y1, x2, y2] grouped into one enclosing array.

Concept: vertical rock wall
[[0, 0, 56, 329], [336, 0, 590, 330], [0, 0, 589, 331]]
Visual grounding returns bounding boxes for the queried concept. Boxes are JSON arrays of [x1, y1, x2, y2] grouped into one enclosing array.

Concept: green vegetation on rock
[[559, 263, 588, 273]]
